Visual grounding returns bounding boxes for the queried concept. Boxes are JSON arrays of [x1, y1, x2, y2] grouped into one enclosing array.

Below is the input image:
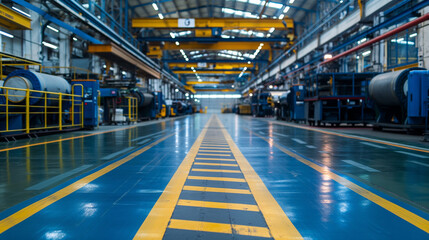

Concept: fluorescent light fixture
[[279, 14, 285, 19], [410, 33, 417, 38], [249, 93, 253, 97], [222, 8, 258, 18], [0, 30, 14, 38], [152, 3, 159, 10], [324, 54, 333, 59], [362, 50, 371, 56], [269, 85, 273, 89], [170, 32, 176, 38], [191, 67, 195, 70], [42, 41, 58, 49], [122, 71, 127, 75], [289, 0, 295, 3], [259, 43, 264, 47], [248, 61, 251, 64], [357, 38, 367, 44], [175, 41, 180, 46], [185, 93, 189, 97], [267, 33, 271, 37], [175, 89, 179, 92], [73, 37, 78, 41], [158, 13, 164, 19], [103, 64, 107, 68], [12, 6, 31, 18], [198, 79, 202, 82], [47, 25, 59, 33], [283, 6, 290, 13], [269, 27, 275, 33], [232, 85, 235, 88]]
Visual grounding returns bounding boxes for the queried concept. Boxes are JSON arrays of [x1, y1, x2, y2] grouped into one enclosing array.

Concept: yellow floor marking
[[168, 219, 271, 238], [192, 168, 241, 173], [200, 144, 229, 147], [132, 116, 214, 240], [188, 176, 246, 182], [195, 158, 236, 162], [216, 116, 304, 240], [183, 186, 251, 194], [250, 130, 429, 235], [194, 162, 238, 167], [197, 153, 231, 156], [0, 133, 176, 235], [177, 199, 259, 212], [199, 150, 231, 153], [199, 147, 231, 150], [267, 119, 429, 154], [202, 142, 227, 144]]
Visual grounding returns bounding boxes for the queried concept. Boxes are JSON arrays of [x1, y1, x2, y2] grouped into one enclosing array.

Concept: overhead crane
[[173, 70, 251, 75], [163, 42, 271, 51], [168, 63, 255, 69]]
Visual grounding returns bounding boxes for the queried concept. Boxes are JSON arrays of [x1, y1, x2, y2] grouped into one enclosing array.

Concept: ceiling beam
[[140, 37, 287, 42], [173, 70, 251, 74], [163, 42, 271, 50], [169, 63, 254, 69], [163, 59, 267, 63]]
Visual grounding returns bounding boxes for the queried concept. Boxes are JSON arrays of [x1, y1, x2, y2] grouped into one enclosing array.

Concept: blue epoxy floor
[[1, 114, 429, 239]]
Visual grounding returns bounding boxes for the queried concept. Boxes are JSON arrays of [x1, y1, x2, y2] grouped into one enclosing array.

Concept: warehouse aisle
[[0, 114, 429, 239]]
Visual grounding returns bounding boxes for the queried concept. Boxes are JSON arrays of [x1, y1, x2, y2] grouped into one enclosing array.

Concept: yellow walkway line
[[0, 133, 175, 235], [168, 219, 271, 238], [199, 147, 230, 150], [195, 157, 236, 162], [201, 144, 229, 147], [251, 130, 429, 235], [183, 186, 251, 194], [199, 150, 231, 153], [194, 162, 238, 167], [217, 116, 304, 240], [177, 199, 259, 211], [132, 116, 213, 240], [188, 176, 246, 182], [192, 168, 241, 173], [197, 153, 231, 156]]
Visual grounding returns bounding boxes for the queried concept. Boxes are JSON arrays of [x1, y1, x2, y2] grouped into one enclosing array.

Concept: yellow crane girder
[[173, 70, 251, 75], [132, 18, 294, 29], [164, 42, 270, 51], [169, 63, 254, 69]]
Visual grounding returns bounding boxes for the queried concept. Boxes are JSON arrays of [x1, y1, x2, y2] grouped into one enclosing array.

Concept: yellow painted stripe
[[195, 157, 236, 162], [168, 219, 271, 238], [177, 199, 259, 211], [188, 176, 246, 182], [194, 162, 238, 167], [251, 130, 429, 235], [132, 116, 213, 240], [202, 142, 227, 144], [0, 133, 175, 235], [200, 144, 229, 147], [199, 150, 231, 153], [183, 185, 251, 194], [268, 120, 429, 154], [197, 153, 231, 156], [200, 147, 231, 150], [217, 116, 303, 240], [192, 168, 241, 173]]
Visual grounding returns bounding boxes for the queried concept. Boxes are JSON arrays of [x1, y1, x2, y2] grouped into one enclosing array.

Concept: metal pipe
[[321, 13, 429, 65]]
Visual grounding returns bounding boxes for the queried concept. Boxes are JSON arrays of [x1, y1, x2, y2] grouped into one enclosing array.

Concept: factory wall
[[200, 98, 238, 111]]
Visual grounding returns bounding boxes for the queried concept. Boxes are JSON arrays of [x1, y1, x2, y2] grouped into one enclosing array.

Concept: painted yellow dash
[[183, 185, 251, 194], [250, 130, 429, 235], [200, 147, 231, 150], [168, 219, 271, 238], [188, 176, 246, 182], [177, 199, 259, 212], [200, 144, 229, 147], [192, 168, 241, 173], [132, 116, 213, 240], [194, 162, 238, 167], [195, 158, 236, 162], [0, 133, 175, 235], [197, 153, 231, 156], [217, 116, 304, 240], [199, 150, 232, 153], [202, 142, 227, 144]]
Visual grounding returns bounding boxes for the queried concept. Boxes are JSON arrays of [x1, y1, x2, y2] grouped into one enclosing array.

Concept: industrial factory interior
[[1, 0, 429, 239]]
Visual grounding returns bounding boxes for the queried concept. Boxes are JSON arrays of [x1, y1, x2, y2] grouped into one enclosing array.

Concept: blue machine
[[408, 70, 429, 125], [251, 92, 274, 117], [72, 80, 100, 129], [288, 85, 306, 122]]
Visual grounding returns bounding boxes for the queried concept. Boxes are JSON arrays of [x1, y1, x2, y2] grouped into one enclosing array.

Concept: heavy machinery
[[276, 85, 306, 122], [369, 68, 428, 131], [304, 72, 378, 126], [251, 91, 274, 117], [0, 70, 99, 139]]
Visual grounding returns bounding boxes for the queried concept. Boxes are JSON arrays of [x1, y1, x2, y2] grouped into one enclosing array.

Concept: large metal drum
[[131, 89, 154, 107], [3, 70, 71, 104], [369, 68, 424, 108]]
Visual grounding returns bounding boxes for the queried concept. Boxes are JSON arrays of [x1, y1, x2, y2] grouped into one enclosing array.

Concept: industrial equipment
[[251, 91, 274, 117], [276, 85, 306, 122], [71, 79, 100, 129], [304, 72, 378, 126], [369, 68, 427, 131]]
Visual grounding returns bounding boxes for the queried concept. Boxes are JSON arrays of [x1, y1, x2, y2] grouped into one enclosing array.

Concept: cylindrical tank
[[369, 68, 424, 108], [131, 89, 154, 107], [3, 70, 71, 104]]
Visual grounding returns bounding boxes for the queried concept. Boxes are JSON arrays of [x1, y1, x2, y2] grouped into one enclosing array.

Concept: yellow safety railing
[[0, 53, 41, 80], [118, 97, 138, 122], [0, 85, 83, 134]]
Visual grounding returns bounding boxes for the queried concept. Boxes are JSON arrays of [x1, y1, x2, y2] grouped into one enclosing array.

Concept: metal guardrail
[[0, 85, 84, 134], [117, 97, 138, 122]]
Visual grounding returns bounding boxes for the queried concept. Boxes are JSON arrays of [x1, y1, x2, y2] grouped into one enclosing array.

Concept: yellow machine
[[157, 104, 167, 118]]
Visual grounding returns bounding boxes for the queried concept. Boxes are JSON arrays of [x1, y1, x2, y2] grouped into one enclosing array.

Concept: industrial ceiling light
[[232, 85, 235, 88], [362, 50, 371, 56], [249, 93, 253, 97], [170, 32, 176, 38], [324, 54, 333, 59], [152, 3, 159, 10], [175, 41, 180, 46], [175, 89, 179, 92], [0, 30, 14, 38], [283, 6, 290, 13], [73, 37, 78, 41], [279, 14, 285, 19], [12, 6, 31, 18], [47, 25, 59, 33], [289, 0, 295, 3], [269, 85, 273, 89], [158, 13, 164, 19], [410, 33, 417, 38], [42, 41, 58, 49]]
